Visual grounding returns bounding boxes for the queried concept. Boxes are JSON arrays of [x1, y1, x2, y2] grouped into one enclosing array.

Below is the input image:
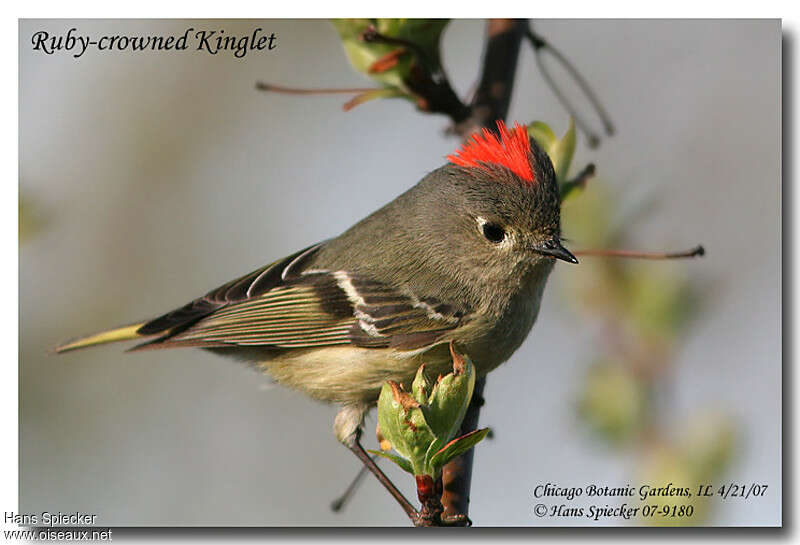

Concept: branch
[[451, 19, 527, 138], [560, 163, 596, 200], [361, 25, 473, 123], [526, 25, 615, 148], [439, 18, 528, 523]]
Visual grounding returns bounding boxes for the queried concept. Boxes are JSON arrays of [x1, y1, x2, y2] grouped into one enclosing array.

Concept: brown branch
[[439, 18, 528, 524], [452, 20, 528, 138], [321, 19, 529, 526], [440, 378, 484, 525]]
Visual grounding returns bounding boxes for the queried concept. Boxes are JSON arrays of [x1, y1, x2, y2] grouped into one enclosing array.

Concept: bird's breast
[[456, 260, 554, 374]]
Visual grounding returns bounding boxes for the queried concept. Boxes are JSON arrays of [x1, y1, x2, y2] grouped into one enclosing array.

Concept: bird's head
[[412, 121, 576, 292]]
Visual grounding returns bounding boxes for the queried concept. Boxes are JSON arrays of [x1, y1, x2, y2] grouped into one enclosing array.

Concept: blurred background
[[19, 19, 780, 526]]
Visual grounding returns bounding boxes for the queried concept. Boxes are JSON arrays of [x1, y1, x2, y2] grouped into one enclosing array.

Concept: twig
[[255, 82, 379, 95], [525, 25, 615, 148], [330, 463, 370, 512], [560, 163, 596, 200], [573, 245, 705, 259], [345, 434, 419, 522]]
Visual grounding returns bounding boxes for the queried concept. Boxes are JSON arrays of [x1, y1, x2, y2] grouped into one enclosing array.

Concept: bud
[[411, 363, 431, 405], [331, 19, 449, 107], [419, 344, 475, 443], [370, 342, 489, 479], [578, 360, 646, 444], [681, 410, 737, 482], [375, 380, 435, 475], [636, 443, 703, 526], [528, 118, 576, 189]]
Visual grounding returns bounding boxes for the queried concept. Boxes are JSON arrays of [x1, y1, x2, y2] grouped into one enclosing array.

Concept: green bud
[[527, 119, 576, 187], [411, 364, 431, 405], [19, 195, 45, 243], [331, 19, 449, 105], [625, 263, 700, 342], [375, 380, 435, 475], [636, 444, 706, 526], [370, 343, 489, 478], [681, 410, 737, 481], [578, 361, 646, 444], [421, 345, 475, 442]]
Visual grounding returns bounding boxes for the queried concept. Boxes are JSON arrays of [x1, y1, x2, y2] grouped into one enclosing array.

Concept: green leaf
[[376, 381, 436, 475], [331, 19, 449, 96], [376, 19, 449, 53], [527, 119, 577, 186], [374, 354, 487, 478], [527, 121, 556, 150], [368, 449, 414, 475], [376, 382, 406, 454], [331, 19, 408, 91], [428, 427, 490, 471], [551, 118, 576, 184]]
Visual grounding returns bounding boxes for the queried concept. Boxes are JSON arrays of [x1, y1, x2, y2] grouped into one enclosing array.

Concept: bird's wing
[[131, 243, 466, 352], [133, 241, 326, 337]]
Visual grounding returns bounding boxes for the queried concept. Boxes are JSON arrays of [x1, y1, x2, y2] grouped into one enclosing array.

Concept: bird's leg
[[343, 431, 420, 523]]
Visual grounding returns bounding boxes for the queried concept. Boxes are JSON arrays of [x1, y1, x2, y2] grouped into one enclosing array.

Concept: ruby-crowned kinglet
[[55, 121, 576, 445]]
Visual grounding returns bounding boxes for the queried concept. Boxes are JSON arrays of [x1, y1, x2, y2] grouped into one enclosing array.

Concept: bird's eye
[[482, 223, 506, 243]]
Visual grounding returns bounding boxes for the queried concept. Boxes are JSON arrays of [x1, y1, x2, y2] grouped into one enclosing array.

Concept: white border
[[6, 6, 796, 542]]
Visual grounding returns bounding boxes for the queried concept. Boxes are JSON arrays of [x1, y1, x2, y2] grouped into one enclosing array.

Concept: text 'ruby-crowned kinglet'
[[55, 120, 576, 447]]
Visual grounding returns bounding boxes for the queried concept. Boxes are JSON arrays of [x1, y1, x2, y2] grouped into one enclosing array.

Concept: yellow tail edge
[[53, 322, 147, 354]]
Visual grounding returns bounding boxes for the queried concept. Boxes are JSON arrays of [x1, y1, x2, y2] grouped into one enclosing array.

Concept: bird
[[55, 120, 576, 474]]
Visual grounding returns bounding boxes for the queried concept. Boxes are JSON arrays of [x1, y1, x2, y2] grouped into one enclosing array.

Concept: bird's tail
[[53, 322, 148, 354]]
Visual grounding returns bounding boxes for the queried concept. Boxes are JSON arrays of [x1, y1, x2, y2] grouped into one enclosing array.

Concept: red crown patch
[[447, 120, 534, 183]]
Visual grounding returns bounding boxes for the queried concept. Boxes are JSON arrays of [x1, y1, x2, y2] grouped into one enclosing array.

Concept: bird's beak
[[535, 239, 579, 264]]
